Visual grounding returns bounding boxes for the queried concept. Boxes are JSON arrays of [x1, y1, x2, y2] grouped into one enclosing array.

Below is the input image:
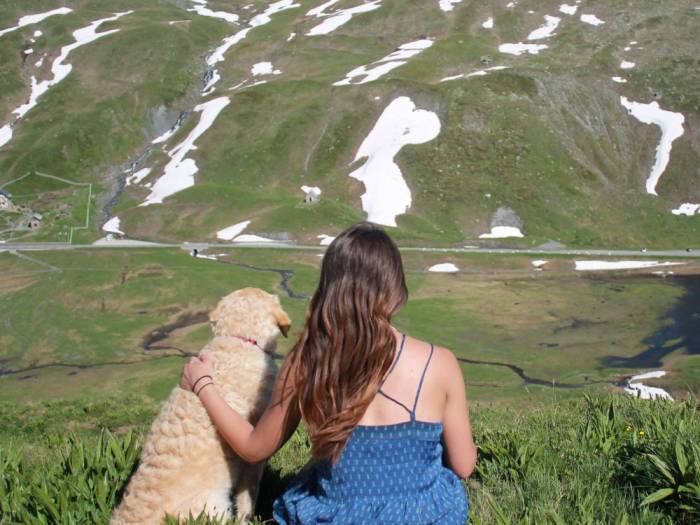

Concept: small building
[[28, 213, 43, 229]]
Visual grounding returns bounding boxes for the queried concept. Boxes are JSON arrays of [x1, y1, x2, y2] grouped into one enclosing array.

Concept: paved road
[[1, 240, 698, 258]]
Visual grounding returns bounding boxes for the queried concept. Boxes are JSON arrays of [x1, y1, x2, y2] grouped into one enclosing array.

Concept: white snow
[[232, 234, 276, 243], [24, 48, 34, 54], [428, 263, 459, 272], [301, 185, 322, 199], [33, 30, 43, 37], [216, 220, 251, 240], [482, 17, 494, 29], [611, 76, 627, 83], [559, 4, 578, 15], [532, 260, 548, 268], [204, 0, 299, 92], [141, 97, 230, 206], [126, 167, 151, 186], [349, 97, 440, 227], [0, 7, 72, 38], [574, 260, 682, 271], [620, 60, 635, 69], [334, 39, 433, 86], [251, 61, 281, 75], [188, 0, 239, 23], [102, 216, 124, 235], [528, 15, 561, 40], [624, 370, 673, 400], [479, 226, 524, 239], [438, 0, 462, 12], [620, 96, 685, 196], [440, 65, 508, 83], [35, 55, 45, 67], [306, 1, 381, 36], [318, 234, 335, 245], [287, 32, 296, 41], [152, 121, 183, 145], [580, 14, 605, 25], [0, 11, 131, 151], [498, 43, 548, 55], [672, 203, 700, 216]]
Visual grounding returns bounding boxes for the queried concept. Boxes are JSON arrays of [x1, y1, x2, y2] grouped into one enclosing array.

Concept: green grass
[[1, 394, 698, 524]]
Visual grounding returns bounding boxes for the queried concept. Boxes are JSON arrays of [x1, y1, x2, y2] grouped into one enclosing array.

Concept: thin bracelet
[[196, 381, 214, 396], [191, 375, 212, 393]]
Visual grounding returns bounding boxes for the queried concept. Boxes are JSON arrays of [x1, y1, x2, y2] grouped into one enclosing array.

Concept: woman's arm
[[182, 354, 300, 463], [440, 351, 477, 479]]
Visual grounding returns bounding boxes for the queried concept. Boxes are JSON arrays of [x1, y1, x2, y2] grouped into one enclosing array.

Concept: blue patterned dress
[[273, 336, 469, 524]]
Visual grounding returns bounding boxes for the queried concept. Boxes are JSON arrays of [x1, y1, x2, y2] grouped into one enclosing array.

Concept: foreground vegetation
[[1, 394, 698, 524]]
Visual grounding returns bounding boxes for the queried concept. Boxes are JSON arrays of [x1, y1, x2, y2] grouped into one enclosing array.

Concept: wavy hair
[[284, 222, 408, 463]]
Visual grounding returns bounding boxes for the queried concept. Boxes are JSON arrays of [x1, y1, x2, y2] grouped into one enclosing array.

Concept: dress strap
[[379, 333, 406, 387], [411, 343, 435, 420]]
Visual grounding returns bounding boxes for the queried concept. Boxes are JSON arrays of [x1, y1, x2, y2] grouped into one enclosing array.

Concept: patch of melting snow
[[301, 185, 321, 199], [482, 17, 494, 28], [498, 43, 548, 55], [334, 39, 433, 86], [438, 0, 462, 12], [35, 55, 45, 67], [527, 15, 560, 40], [306, 1, 381, 36], [479, 226, 524, 239], [559, 4, 577, 15], [532, 260, 548, 269], [349, 96, 440, 227], [188, 0, 239, 23], [204, 0, 299, 93], [0, 7, 72, 38], [102, 216, 124, 235], [574, 260, 682, 271], [287, 32, 296, 41], [624, 370, 673, 401], [217, 220, 251, 240], [232, 234, 276, 243], [0, 11, 132, 150], [440, 65, 508, 82], [428, 263, 459, 273], [611, 76, 627, 83], [126, 167, 151, 186], [251, 61, 281, 75], [672, 203, 700, 216], [580, 13, 605, 25], [620, 97, 685, 196], [141, 97, 230, 206], [318, 234, 335, 245], [620, 60, 635, 69], [24, 48, 34, 55]]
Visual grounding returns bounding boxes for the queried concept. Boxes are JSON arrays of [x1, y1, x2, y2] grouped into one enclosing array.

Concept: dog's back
[[111, 337, 277, 525]]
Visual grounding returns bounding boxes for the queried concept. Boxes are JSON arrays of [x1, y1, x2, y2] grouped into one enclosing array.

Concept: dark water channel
[[603, 275, 700, 369]]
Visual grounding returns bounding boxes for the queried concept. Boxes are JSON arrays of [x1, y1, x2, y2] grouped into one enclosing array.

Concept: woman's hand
[[180, 353, 215, 392]]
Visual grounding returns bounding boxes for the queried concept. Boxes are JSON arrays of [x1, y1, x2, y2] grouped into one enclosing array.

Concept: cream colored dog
[[111, 288, 290, 525]]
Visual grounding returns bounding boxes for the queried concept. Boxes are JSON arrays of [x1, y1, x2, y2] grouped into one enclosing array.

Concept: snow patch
[[318, 234, 335, 245], [479, 226, 524, 239], [217, 220, 251, 240], [251, 61, 281, 75], [672, 203, 700, 216], [428, 263, 459, 273], [232, 234, 276, 243], [575, 260, 682, 271], [620, 97, 685, 196], [188, 0, 239, 23], [580, 13, 605, 25], [0, 7, 72, 38], [624, 370, 673, 401], [528, 15, 560, 40], [532, 260, 548, 268], [126, 167, 151, 186], [334, 39, 433, 86], [611, 76, 627, 83], [559, 4, 578, 15], [620, 60, 635, 69], [349, 97, 440, 227], [102, 217, 124, 235], [141, 97, 230, 206], [482, 17, 494, 29], [499, 43, 548, 55], [306, 1, 381, 36], [0, 11, 132, 150], [438, 0, 462, 12], [440, 65, 508, 83], [301, 185, 322, 199]]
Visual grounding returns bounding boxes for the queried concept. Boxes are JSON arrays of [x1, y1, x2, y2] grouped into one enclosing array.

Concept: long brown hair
[[284, 222, 408, 463]]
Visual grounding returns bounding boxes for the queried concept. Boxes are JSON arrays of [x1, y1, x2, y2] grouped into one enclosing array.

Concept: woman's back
[[273, 332, 471, 525]]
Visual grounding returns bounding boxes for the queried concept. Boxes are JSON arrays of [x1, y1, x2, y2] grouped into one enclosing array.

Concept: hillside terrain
[[0, 0, 699, 248]]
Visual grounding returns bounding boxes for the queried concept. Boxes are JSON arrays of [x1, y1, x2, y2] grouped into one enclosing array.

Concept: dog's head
[[209, 288, 291, 350]]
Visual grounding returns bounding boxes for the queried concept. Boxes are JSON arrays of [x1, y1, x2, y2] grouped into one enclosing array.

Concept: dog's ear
[[271, 301, 291, 337]]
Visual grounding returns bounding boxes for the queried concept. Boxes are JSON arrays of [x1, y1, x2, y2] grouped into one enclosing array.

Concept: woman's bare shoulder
[[403, 334, 460, 374]]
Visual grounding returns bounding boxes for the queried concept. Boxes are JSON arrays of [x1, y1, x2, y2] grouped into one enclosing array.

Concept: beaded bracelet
[[191, 375, 212, 393]]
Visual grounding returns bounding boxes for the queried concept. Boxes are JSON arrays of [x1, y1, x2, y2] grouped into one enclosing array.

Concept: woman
[[181, 222, 477, 524]]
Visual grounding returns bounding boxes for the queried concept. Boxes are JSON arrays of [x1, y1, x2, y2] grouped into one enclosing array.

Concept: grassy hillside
[[1, 1, 699, 247], [1, 394, 698, 523]]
